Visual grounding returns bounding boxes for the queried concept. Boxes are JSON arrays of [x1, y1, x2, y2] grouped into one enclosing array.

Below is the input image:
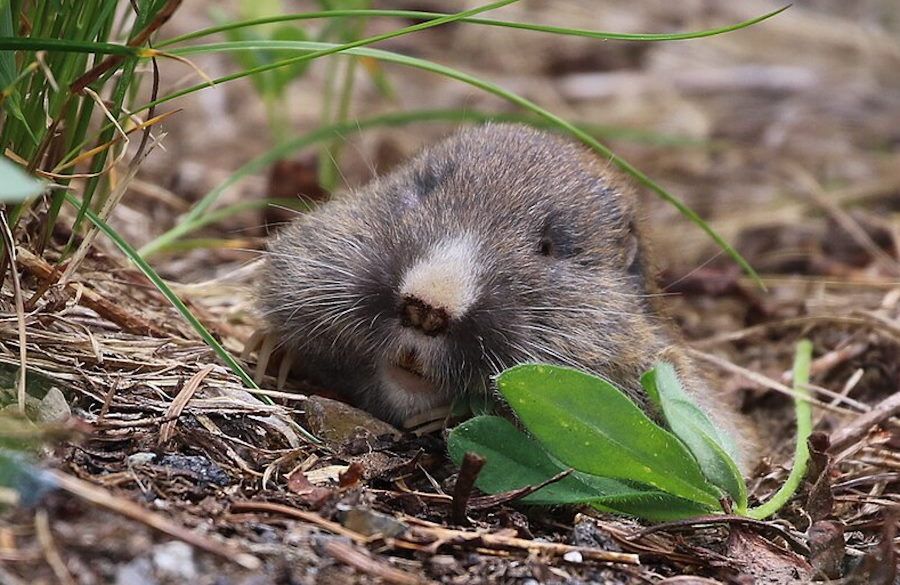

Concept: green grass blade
[[164, 40, 761, 285], [62, 190, 322, 443], [0, 4, 37, 146], [141, 198, 309, 257], [138, 106, 706, 257], [144, 0, 521, 109], [139, 109, 504, 257], [159, 6, 789, 48], [0, 37, 143, 56], [746, 339, 813, 519]]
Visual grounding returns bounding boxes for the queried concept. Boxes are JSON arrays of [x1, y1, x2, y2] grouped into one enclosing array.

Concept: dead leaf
[[726, 527, 812, 584], [808, 520, 845, 580]]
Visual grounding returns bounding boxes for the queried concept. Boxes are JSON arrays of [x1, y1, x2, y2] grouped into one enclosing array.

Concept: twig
[[686, 348, 855, 415], [241, 387, 309, 402], [319, 538, 432, 585], [97, 378, 120, 424], [236, 500, 638, 565], [691, 314, 900, 348], [50, 470, 260, 570], [829, 391, 900, 455], [158, 364, 214, 445], [789, 164, 900, 277], [468, 468, 574, 509], [35, 508, 76, 585], [0, 211, 27, 412], [230, 500, 369, 543], [634, 514, 809, 555], [70, 0, 183, 93], [451, 452, 485, 524], [578, 514, 710, 566], [852, 309, 900, 341], [400, 516, 640, 565], [131, 41, 160, 166]]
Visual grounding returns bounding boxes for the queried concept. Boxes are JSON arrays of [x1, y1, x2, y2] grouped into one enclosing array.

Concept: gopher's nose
[[400, 295, 450, 336]]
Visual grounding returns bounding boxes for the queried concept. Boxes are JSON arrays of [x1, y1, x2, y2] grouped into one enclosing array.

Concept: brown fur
[[259, 123, 751, 468]]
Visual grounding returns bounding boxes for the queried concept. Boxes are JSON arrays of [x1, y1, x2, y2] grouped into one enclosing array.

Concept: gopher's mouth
[[382, 347, 436, 395]]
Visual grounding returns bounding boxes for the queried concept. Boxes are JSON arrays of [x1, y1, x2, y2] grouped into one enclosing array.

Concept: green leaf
[[641, 363, 747, 511], [448, 415, 715, 520], [0, 158, 45, 202], [497, 364, 721, 507], [0, 37, 141, 56], [0, 1, 26, 132], [449, 415, 629, 505], [592, 491, 714, 521]]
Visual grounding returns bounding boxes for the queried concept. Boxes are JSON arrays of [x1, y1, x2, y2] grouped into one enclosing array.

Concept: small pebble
[[127, 452, 156, 466], [37, 387, 70, 422], [115, 558, 158, 585], [563, 550, 583, 563], [152, 541, 197, 580]]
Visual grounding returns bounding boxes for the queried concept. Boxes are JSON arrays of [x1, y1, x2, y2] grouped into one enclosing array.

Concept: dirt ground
[[1, 1, 899, 583]]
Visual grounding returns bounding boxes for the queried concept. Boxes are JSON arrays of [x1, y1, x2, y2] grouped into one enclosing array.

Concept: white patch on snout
[[399, 234, 480, 319]]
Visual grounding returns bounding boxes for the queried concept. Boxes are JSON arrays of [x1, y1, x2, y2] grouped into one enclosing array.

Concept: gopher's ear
[[625, 225, 642, 274], [624, 223, 649, 293]]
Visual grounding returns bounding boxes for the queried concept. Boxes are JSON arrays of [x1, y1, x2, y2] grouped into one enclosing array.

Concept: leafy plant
[[642, 363, 746, 511], [448, 340, 814, 521]]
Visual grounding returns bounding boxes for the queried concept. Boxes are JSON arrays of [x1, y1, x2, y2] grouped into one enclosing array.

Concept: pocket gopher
[[259, 124, 748, 465]]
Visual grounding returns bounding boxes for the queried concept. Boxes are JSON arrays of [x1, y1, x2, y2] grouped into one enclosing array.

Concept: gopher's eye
[[537, 217, 580, 260]]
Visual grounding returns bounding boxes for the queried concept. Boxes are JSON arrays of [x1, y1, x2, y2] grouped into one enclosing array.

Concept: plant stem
[[746, 339, 813, 520]]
